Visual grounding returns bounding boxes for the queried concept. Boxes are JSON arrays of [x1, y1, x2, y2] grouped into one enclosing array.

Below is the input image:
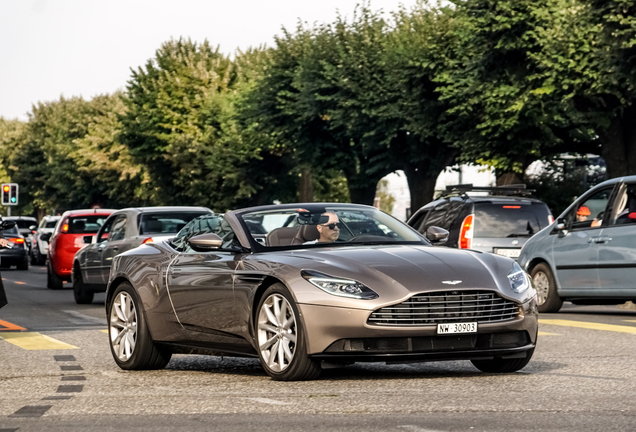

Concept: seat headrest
[[266, 227, 299, 247], [292, 224, 320, 245]]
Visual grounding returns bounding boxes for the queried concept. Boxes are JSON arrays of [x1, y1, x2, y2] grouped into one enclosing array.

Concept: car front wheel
[[471, 348, 535, 373], [531, 263, 563, 313], [108, 282, 171, 370], [255, 284, 321, 381]]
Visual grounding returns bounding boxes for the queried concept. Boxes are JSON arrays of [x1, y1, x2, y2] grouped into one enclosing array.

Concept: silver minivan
[[519, 176, 636, 312]]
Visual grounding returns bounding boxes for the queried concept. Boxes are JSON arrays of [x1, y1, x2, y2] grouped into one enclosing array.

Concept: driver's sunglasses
[[320, 222, 342, 230]]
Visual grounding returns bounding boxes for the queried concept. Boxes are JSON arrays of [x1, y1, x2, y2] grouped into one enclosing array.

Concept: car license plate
[[494, 248, 521, 258], [437, 322, 477, 334]]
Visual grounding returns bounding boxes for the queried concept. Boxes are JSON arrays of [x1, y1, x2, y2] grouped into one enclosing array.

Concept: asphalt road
[[1, 266, 636, 431]]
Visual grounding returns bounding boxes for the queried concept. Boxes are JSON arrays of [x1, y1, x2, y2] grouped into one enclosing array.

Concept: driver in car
[[304, 212, 341, 244]]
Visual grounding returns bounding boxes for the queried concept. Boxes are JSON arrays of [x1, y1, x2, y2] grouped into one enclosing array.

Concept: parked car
[[0, 219, 17, 309], [0, 223, 29, 270], [407, 184, 553, 260], [5, 216, 37, 256], [519, 176, 636, 313], [31, 215, 61, 265], [46, 209, 116, 290], [104, 203, 538, 381], [73, 206, 213, 304]]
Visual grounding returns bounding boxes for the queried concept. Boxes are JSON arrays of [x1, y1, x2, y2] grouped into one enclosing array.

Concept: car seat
[[291, 225, 320, 245], [266, 227, 299, 247]]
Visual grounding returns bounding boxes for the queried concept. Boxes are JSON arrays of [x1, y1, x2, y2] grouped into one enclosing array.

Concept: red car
[[46, 209, 115, 290]]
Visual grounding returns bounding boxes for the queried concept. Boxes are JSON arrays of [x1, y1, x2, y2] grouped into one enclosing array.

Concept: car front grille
[[368, 290, 520, 326]]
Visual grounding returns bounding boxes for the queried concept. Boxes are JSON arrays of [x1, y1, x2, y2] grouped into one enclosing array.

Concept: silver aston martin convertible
[[105, 203, 538, 381]]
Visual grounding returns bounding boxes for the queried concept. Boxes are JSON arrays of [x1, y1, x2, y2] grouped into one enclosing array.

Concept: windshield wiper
[[506, 233, 532, 238]]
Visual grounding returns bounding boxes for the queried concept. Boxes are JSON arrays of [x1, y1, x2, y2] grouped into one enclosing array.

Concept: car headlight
[[301, 270, 379, 300], [508, 262, 530, 293]]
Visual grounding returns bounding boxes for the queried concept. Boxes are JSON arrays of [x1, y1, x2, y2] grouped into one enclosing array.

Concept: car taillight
[[459, 214, 474, 249], [62, 224, 69, 233], [142, 237, 154, 244], [14, 238, 25, 244]]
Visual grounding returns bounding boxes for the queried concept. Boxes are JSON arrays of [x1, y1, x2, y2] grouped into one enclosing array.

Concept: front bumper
[[299, 298, 538, 359]]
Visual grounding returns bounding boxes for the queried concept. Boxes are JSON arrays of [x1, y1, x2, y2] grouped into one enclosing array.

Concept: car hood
[[255, 245, 518, 308]]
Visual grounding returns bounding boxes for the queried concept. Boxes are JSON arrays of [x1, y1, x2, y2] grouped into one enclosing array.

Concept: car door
[[552, 185, 615, 295], [100, 214, 128, 283], [596, 182, 636, 295], [83, 215, 117, 285], [166, 215, 241, 337]]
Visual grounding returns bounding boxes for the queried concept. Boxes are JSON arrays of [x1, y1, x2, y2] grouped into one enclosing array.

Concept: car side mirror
[[40, 232, 52, 243], [556, 217, 568, 237], [189, 233, 223, 251], [29, 225, 37, 231], [1, 220, 16, 230], [83, 235, 94, 244], [426, 226, 449, 244]]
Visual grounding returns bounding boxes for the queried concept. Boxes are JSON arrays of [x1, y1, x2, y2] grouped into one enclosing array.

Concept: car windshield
[[67, 216, 108, 234], [474, 202, 551, 238], [240, 206, 425, 249], [45, 220, 58, 228], [140, 212, 210, 235]]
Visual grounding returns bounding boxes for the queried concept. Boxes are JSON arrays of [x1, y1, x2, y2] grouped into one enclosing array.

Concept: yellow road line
[[540, 319, 636, 334], [0, 319, 26, 330], [0, 332, 78, 350], [538, 331, 560, 336], [624, 320, 636, 323], [14, 281, 26, 285], [99, 330, 108, 334]]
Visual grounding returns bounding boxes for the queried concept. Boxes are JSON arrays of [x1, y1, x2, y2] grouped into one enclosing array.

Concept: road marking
[[538, 331, 560, 336], [62, 310, 106, 325], [14, 281, 26, 285], [247, 398, 292, 406], [0, 319, 26, 330], [100, 329, 108, 334], [539, 319, 636, 334], [397, 426, 445, 432], [0, 332, 78, 350], [623, 320, 636, 324]]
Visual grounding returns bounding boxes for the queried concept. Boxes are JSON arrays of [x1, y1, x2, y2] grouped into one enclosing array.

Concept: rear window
[[140, 212, 210, 235], [67, 216, 108, 234], [474, 202, 551, 238], [1, 226, 19, 236], [45, 220, 58, 228], [12, 220, 35, 229]]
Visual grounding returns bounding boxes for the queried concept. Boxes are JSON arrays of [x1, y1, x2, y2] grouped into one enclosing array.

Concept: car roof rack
[[441, 184, 536, 197]]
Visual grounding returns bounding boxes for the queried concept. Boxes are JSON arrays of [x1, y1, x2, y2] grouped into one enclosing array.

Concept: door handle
[[591, 237, 612, 244]]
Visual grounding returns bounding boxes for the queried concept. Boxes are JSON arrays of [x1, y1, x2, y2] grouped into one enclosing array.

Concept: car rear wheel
[[17, 256, 28, 271], [47, 261, 64, 290], [73, 266, 93, 304], [471, 348, 535, 373], [108, 282, 171, 370], [255, 284, 321, 381], [531, 263, 563, 313]]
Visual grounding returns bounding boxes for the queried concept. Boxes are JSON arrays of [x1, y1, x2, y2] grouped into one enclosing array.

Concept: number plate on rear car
[[494, 248, 521, 258], [437, 322, 477, 335]]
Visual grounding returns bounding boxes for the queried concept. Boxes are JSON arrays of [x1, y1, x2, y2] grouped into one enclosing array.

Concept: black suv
[[407, 184, 553, 260]]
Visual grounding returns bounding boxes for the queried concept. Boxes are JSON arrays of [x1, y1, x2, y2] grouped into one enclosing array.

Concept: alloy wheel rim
[[110, 292, 138, 361], [533, 272, 550, 305], [257, 294, 297, 372]]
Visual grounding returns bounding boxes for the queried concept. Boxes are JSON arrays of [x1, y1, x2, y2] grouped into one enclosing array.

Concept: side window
[[108, 216, 127, 242], [172, 215, 237, 251], [609, 183, 636, 226], [421, 201, 462, 232], [97, 216, 116, 242], [568, 187, 613, 230], [410, 209, 430, 234]]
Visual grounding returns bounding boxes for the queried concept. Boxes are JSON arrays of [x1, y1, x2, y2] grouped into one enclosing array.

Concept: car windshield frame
[[236, 204, 428, 252]]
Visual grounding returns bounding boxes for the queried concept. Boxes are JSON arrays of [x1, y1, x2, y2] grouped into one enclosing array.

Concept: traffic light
[[1, 183, 18, 206]]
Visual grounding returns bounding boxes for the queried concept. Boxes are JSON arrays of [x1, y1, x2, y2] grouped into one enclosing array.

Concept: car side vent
[[368, 290, 520, 326]]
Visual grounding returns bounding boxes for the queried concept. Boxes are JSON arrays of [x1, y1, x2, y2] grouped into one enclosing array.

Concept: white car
[[31, 215, 60, 265]]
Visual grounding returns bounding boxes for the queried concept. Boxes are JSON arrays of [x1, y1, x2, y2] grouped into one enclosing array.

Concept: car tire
[[73, 266, 93, 304], [255, 283, 321, 381], [531, 263, 563, 313], [471, 348, 535, 373], [17, 257, 28, 271], [108, 282, 172, 370], [37, 251, 46, 266], [47, 261, 64, 290]]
